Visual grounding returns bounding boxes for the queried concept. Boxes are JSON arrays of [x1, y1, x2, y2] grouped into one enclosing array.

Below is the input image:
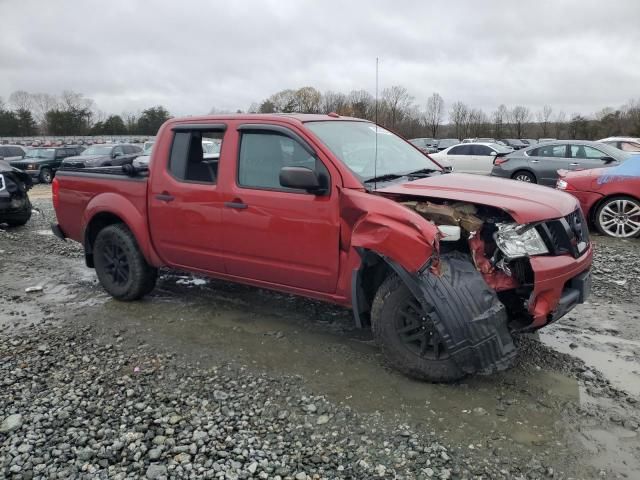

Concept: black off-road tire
[[512, 170, 537, 183], [4, 198, 32, 227], [93, 223, 157, 301], [371, 274, 465, 383], [39, 167, 53, 184]]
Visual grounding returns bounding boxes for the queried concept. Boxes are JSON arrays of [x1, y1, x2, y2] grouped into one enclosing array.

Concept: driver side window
[[113, 146, 124, 156], [238, 131, 326, 192]]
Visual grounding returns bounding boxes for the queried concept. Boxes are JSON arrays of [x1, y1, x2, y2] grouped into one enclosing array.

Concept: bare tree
[[424, 93, 444, 138], [8, 90, 32, 111], [294, 87, 321, 113], [268, 89, 298, 113], [510, 106, 530, 138], [536, 105, 553, 137], [468, 108, 488, 137], [348, 90, 374, 119], [382, 85, 413, 129], [492, 104, 508, 138], [321, 91, 348, 115], [449, 101, 469, 139], [554, 111, 566, 138]]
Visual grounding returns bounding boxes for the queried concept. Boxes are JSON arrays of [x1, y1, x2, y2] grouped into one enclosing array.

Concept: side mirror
[[489, 151, 498, 156], [601, 156, 615, 163], [279, 166, 325, 194]]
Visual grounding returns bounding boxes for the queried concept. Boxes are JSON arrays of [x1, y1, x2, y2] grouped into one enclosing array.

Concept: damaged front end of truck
[[341, 185, 591, 381]]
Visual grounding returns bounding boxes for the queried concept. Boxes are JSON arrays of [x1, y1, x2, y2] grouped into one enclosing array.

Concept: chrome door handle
[[155, 192, 175, 202], [530, 160, 539, 163], [569, 162, 580, 166]]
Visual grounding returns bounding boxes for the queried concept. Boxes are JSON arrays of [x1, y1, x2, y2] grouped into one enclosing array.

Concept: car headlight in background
[[556, 179, 568, 190], [494, 223, 549, 259], [0, 174, 5, 191]]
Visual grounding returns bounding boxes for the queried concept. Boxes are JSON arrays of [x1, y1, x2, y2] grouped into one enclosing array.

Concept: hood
[[377, 173, 579, 223]]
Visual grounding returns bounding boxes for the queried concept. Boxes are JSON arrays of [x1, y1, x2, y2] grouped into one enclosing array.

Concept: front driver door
[[222, 124, 340, 293]]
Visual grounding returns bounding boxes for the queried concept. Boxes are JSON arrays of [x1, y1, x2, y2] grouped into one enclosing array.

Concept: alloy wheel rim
[[515, 174, 532, 182], [394, 298, 447, 359], [102, 241, 130, 285], [599, 199, 640, 238]]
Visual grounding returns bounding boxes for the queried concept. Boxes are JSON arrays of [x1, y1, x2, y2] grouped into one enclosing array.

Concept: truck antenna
[[374, 57, 379, 191]]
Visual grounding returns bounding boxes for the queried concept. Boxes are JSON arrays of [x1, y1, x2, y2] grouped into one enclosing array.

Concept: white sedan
[[430, 142, 512, 175]]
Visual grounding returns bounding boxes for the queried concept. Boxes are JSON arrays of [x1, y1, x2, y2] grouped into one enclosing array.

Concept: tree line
[[0, 90, 171, 137], [3, 86, 639, 140], [247, 86, 640, 140]]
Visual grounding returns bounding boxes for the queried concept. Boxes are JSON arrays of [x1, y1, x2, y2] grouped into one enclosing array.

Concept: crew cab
[[52, 114, 593, 382]]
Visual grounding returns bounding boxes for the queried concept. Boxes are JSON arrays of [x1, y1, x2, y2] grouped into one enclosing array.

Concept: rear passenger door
[[469, 145, 495, 175], [527, 144, 571, 185], [221, 124, 340, 293], [445, 144, 473, 173], [148, 124, 228, 273]]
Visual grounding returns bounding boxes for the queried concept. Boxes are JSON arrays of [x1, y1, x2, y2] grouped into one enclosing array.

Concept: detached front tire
[[4, 197, 32, 227], [371, 274, 464, 382], [93, 224, 157, 300]]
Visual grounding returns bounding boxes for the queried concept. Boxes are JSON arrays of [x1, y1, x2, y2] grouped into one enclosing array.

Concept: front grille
[[537, 209, 590, 258]]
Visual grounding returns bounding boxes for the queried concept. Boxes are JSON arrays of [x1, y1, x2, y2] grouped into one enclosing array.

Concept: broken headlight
[[494, 223, 548, 259]]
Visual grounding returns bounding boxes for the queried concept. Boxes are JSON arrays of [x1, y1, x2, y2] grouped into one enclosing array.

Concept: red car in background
[[557, 156, 640, 238]]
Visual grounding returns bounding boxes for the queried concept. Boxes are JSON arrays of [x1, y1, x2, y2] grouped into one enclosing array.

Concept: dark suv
[[61, 144, 143, 168], [10, 146, 84, 183]]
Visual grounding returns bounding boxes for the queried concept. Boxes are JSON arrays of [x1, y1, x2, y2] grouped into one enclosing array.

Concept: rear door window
[[448, 145, 472, 155], [535, 144, 568, 158], [168, 128, 224, 184], [470, 145, 492, 156]]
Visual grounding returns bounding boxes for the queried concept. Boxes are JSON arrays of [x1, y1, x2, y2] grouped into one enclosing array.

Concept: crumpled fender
[[340, 188, 440, 273], [386, 253, 516, 375]]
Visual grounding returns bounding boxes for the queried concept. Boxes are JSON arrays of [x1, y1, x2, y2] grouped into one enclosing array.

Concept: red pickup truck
[[52, 114, 592, 382]]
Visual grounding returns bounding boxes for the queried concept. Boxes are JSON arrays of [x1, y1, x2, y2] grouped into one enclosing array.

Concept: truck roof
[[167, 113, 368, 125]]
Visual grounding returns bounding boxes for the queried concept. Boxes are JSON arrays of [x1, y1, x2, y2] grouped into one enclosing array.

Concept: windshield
[[143, 143, 154, 155], [81, 145, 113, 156], [306, 121, 441, 181], [25, 149, 55, 159], [598, 143, 632, 161]]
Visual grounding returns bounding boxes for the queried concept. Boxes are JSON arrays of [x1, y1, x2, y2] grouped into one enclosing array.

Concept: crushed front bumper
[[527, 244, 593, 328]]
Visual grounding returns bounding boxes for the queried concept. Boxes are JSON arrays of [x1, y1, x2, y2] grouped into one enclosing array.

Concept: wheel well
[[353, 250, 393, 328], [84, 212, 125, 267], [511, 169, 536, 180]]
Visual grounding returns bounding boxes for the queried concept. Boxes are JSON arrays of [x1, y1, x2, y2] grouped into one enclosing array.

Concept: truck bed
[[54, 168, 149, 245]]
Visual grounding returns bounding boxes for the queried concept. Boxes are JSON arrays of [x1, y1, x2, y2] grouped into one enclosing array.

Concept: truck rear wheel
[[371, 274, 464, 382], [93, 224, 157, 300]]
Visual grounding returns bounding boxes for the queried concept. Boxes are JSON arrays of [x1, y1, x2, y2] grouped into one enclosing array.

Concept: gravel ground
[[1, 185, 639, 479]]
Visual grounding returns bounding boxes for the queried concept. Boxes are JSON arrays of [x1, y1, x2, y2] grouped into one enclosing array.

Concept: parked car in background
[[61, 143, 143, 168], [538, 138, 557, 144], [132, 141, 154, 168], [408, 138, 438, 153], [557, 156, 640, 238], [9, 146, 83, 183], [435, 138, 460, 150], [522, 139, 538, 145], [0, 145, 27, 162], [491, 140, 630, 185], [499, 139, 528, 150], [0, 159, 32, 226], [431, 142, 512, 174], [598, 137, 640, 152]]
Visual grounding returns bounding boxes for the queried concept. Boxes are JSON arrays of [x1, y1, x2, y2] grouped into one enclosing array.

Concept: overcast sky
[[1, 0, 639, 119]]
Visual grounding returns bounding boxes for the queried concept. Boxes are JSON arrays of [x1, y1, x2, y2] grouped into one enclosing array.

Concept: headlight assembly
[[0, 174, 5, 191], [494, 223, 549, 259]]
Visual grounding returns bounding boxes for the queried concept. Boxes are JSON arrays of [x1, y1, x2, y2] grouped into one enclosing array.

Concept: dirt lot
[[1, 184, 639, 479]]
